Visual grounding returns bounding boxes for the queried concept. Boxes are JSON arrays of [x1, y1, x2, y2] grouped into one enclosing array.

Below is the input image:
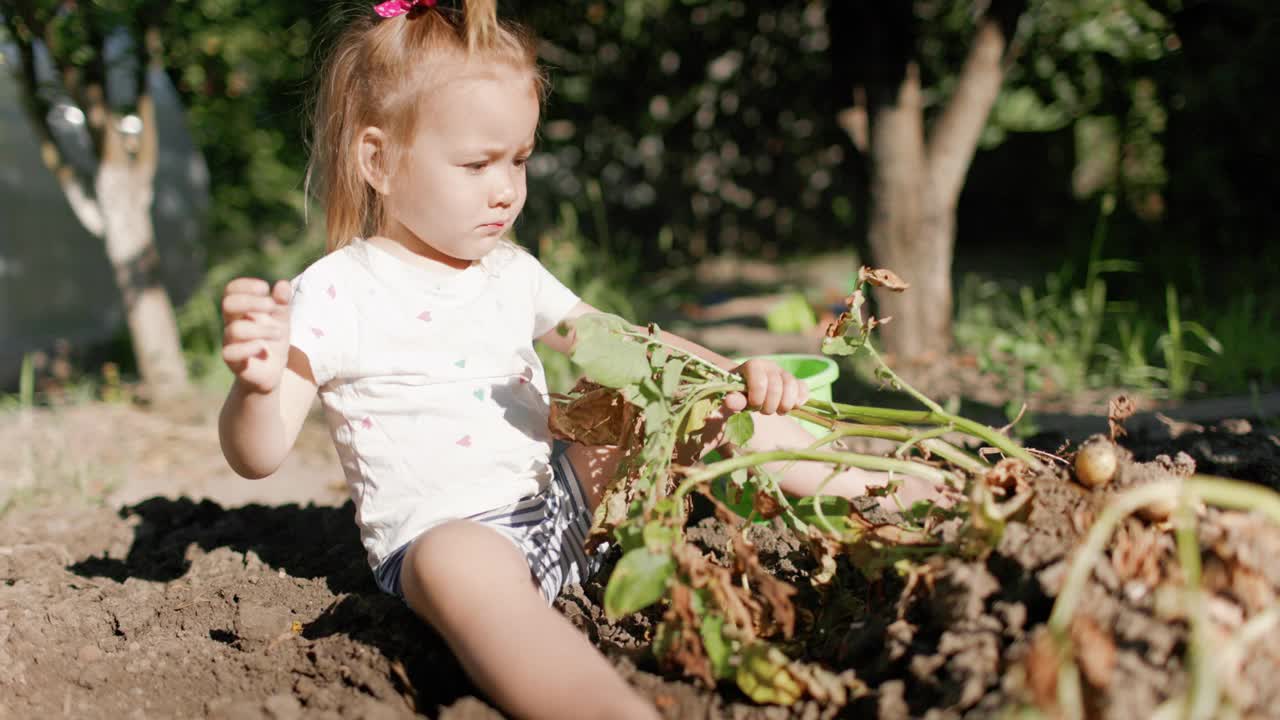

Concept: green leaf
[[642, 521, 679, 551], [662, 358, 686, 398], [700, 613, 734, 679], [1180, 321, 1223, 354], [794, 495, 852, 534], [640, 377, 664, 404], [620, 384, 646, 407], [711, 475, 757, 520], [991, 86, 1070, 132], [613, 523, 644, 553], [725, 412, 755, 446], [821, 334, 866, 357], [653, 497, 678, 517], [604, 547, 674, 619], [681, 397, 717, 436], [644, 401, 671, 435], [574, 337, 650, 388], [571, 314, 650, 388]]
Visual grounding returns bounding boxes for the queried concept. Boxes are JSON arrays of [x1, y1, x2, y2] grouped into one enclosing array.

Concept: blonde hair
[[306, 0, 546, 253]]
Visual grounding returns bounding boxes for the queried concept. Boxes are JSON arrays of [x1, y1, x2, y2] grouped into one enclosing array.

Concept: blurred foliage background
[[2, 0, 1278, 402]]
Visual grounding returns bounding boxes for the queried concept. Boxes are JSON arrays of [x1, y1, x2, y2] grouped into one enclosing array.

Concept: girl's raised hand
[[724, 358, 809, 415], [221, 278, 293, 394]]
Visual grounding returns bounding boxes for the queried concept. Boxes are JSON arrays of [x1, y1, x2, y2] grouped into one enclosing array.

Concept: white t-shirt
[[288, 239, 580, 569]]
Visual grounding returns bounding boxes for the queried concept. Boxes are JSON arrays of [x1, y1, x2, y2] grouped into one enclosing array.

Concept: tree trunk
[[865, 62, 952, 360], [97, 95, 190, 395], [836, 6, 1014, 362]]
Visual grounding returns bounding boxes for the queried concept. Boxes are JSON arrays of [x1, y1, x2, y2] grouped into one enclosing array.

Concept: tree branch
[[3, 11, 105, 237], [135, 26, 161, 177], [81, 16, 109, 160], [836, 85, 869, 154], [925, 17, 1008, 208]]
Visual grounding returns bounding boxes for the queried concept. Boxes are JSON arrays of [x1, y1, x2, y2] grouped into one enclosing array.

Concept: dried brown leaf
[[1108, 394, 1137, 441], [805, 528, 842, 587], [1024, 630, 1059, 712], [674, 543, 757, 638], [662, 583, 716, 688], [1070, 615, 1116, 690], [586, 480, 632, 547], [824, 312, 849, 339], [753, 490, 783, 520], [984, 458, 1030, 496], [783, 660, 868, 708], [733, 535, 797, 640], [894, 561, 937, 620], [548, 380, 638, 446], [858, 266, 910, 292], [1110, 520, 1170, 587]]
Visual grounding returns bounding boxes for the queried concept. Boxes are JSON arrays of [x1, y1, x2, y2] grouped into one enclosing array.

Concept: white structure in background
[[0, 36, 208, 386]]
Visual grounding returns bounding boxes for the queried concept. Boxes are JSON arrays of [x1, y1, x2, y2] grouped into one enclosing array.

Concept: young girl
[[218, 1, 924, 717]]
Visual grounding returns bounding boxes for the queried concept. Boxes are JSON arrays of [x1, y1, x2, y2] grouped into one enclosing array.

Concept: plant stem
[[1175, 496, 1215, 720], [808, 468, 842, 535], [1050, 475, 1280, 633], [1048, 475, 1280, 720], [813, 401, 1038, 467], [1049, 482, 1180, 634], [1057, 655, 1085, 720], [894, 426, 954, 459], [1219, 605, 1280, 690], [818, 401, 938, 425], [790, 410, 987, 475], [673, 449, 957, 506], [864, 343, 948, 416]]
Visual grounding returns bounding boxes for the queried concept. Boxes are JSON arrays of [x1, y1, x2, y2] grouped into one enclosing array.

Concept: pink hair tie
[[373, 0, 437, 18]]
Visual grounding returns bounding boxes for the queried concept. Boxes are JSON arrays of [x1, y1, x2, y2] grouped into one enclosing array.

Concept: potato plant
[[550, 268, 1049, 706]]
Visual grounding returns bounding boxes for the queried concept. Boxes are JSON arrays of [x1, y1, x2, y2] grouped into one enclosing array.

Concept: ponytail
[[463, 0, 498, 53]]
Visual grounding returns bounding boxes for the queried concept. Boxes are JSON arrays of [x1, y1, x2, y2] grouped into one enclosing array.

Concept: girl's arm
[[217, 277, 320, 479], [219, 352, 319, 479], [539, 301, 806, 415], [541, 301, 733, 363]]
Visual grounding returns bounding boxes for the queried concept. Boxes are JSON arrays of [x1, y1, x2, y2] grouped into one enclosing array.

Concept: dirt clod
[[235, 601, 295, 643]]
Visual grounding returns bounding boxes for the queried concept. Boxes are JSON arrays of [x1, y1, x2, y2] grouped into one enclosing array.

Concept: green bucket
[[732, 353, 839, 437]]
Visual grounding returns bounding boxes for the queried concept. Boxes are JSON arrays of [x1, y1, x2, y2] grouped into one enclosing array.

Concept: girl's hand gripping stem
[[725, 358, 810, 415]]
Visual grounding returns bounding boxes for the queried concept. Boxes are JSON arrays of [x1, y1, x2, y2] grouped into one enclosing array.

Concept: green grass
[[953, 262, 1269, 409], [952, 201, 1255, 408], [0, 357, 121, 516], [1194, 291, 1280, 393]]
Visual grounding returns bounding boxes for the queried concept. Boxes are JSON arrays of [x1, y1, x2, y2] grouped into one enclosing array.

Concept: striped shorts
[[373, 443, 602, 604]]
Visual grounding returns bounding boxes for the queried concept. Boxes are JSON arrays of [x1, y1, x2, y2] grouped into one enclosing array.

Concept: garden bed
[[2, 400, 1278, 718]]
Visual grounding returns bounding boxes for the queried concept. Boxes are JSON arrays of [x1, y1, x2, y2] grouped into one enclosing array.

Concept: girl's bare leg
[[399, 520, 658, 720]]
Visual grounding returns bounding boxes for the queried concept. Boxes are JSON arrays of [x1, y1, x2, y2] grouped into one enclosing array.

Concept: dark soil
[[4, 398, 1280, 718]]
